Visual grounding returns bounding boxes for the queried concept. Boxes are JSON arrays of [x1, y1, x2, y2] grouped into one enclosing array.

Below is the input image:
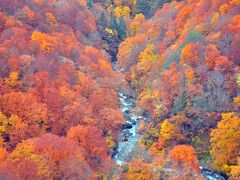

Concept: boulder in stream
[[126, 122, 133, 129], [121, 122, 133, 129], [124, 109, 130, 114], [123, 114, 132, 122], [121, 129, 133, 141]]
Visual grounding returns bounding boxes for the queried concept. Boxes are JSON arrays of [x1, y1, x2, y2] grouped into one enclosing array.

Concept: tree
[[160, 114, 191, 146], [87, 0, 94, 10], [4, 71, 22, 89], [111, 13, 119, 32], [98, 12, 107, 27], [125, 158, 159, 180], [99, 107, 124, 133], [229, 15, 240, 31], [0, 92, 48, 147], [5, 134, 92, 179], [219, 4, 230, 15], [237, 73, 240, 87], [114, 0, 122, 6], [67, 125, 111, 173], [113, 6, 122, 18], [180, 42, 204, 67], [169, 145, 199, 176], [0, 112, 28, 150], [130, 21, 140, 36], [46, 12, 57, 26], [210, 112, 240, 175], [134, 13, 145, 23], [136, 0, 151, 17], [118, 17, 127, 40], [136, 43, 157, 74], [113, 6, 130, 18], [122, 6, 130, 17], [31, 31, 55, 52]]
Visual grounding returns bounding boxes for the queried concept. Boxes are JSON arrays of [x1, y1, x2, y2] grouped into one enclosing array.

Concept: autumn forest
[[0, 0, 239, 179]]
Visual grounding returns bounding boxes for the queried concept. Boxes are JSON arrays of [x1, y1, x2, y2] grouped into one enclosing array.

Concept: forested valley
[[0, 0, 239, 179]]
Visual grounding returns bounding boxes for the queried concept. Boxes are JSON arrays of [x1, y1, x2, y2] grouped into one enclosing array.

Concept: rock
[[122, 129, 129, 135], [124, 109, 130, 114], [128, 98, 135, 105], [111, 147, 119, 157], [136, 116, 145, 120], [128, 95, 134, 99], [122, 137, 128, 142], [119, 93, 127, 99], [124, 101, 133, 107], [125, 122, 132, 129], [121, 132, 129, 142], [121, 122, 132, 129], [122, 129, 133, 141], [121, 107, 129, 113], [131, 120, 137, 125], [123, 114, 131, 121]]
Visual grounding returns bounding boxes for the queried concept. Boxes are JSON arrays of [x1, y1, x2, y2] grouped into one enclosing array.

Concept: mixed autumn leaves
[[0, 0, 239, 179]]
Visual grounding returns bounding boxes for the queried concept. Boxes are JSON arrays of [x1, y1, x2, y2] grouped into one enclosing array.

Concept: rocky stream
[[112, 86, 226, 180]]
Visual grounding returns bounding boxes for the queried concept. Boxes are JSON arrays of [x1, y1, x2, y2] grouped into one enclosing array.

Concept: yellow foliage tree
[[31, 31, 55, 51], [4, 71, 22, 88], [113, 6, 122, 18], [236, 73, 240, 87], [160, 115, 191, 145], [113, 6, 130, 18], [137, 44, 157, 74], [211, 12, 220, 24], [160, 120, 178, 141], [0, 112, 27, 145], [185, 68, 195, 84], [210, 112, 240, 175], [10, 139, 54, 178], [122, 6, 130, 17], [134, 13, 145, 23]]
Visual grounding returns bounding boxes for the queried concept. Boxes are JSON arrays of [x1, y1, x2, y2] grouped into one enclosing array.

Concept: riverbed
[[113, 91, 226, 180]]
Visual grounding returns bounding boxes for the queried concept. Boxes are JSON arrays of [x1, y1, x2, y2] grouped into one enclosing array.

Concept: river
[[112, 90, 226, 180]]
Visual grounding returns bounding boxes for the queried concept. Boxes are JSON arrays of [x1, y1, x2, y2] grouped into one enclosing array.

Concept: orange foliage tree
[[169, 145, 199, 176], [67, 125, 111, 173], [2, 133, 92, 179], [124, 158, 159, 180]]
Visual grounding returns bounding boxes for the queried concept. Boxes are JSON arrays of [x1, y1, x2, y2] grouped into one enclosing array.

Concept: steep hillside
[[117, 0, 240, 178], [0, 0, 126, 178]]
